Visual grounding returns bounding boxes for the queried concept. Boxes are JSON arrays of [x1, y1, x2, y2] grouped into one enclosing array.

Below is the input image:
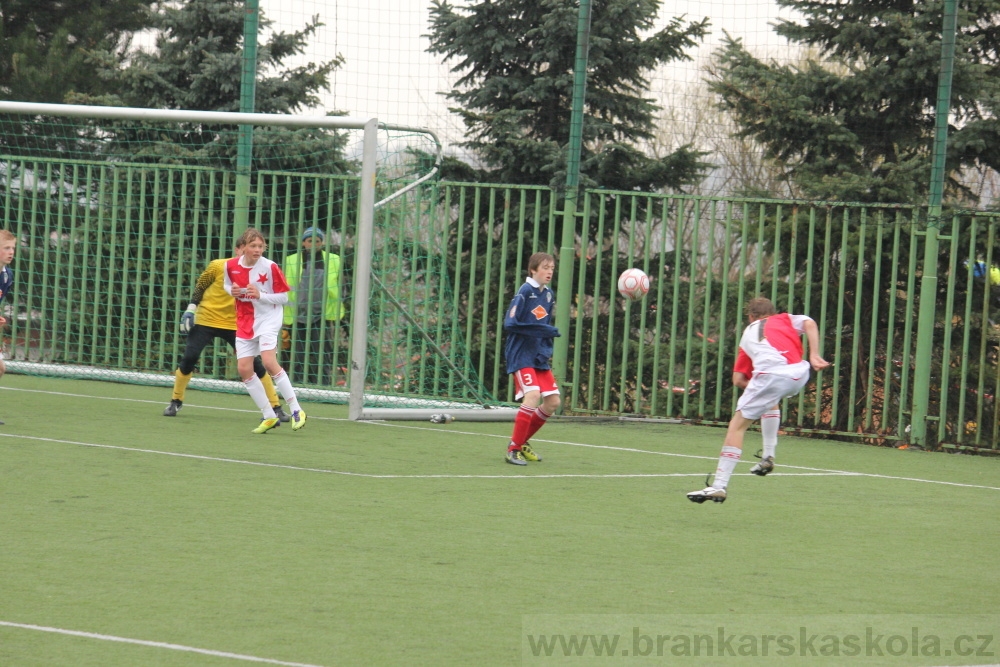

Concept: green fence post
[[552, 0, 592, 408], [234, 0, 259, 236], [912, 0, 957, 448]]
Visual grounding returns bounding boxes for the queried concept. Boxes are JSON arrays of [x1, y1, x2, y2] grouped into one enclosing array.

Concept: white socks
[[709, 411, 779, 490], [271, 369, 301, 414], [711, 446, 742, 489], [244, 375, 276, 418], [761, 409, 780, 460]]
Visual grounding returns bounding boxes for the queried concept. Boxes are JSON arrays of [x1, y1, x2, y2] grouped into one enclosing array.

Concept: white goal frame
[[0, 101, 515, 423]]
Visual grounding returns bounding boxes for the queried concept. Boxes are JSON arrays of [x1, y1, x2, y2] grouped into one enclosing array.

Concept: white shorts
[[235, 333, 279, 360], [736, 361, 810, 420]]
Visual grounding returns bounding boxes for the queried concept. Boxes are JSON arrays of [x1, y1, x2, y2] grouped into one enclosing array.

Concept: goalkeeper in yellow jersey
[[163, 240, 288, 420]]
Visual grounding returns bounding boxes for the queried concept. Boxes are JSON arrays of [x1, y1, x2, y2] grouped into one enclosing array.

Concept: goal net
[[353, 174, 516, 421], [0, 101, 512, 421]]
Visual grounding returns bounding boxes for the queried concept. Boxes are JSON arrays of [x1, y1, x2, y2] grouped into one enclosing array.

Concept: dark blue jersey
[[503, 278, 560, 374], [0, 264, 12, 306]]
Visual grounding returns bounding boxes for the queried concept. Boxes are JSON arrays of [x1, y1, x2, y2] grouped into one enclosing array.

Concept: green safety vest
[[282, 251, 346, 325]]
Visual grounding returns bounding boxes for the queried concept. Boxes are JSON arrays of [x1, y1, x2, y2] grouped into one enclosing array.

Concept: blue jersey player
[[0, 229, 15, 425], [503, 252, 561, 466]]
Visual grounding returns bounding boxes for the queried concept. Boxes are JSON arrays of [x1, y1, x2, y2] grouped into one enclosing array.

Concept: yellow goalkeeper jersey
[[193, 258, 237, 330]]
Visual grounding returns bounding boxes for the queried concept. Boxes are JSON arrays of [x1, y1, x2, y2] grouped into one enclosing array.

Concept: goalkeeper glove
[[281, 328, 291, 350], [179, 304, 197, 334]]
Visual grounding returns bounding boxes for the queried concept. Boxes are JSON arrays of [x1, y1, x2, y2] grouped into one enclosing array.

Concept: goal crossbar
[[0, 100, 373, 131], [0, 101, 511, 423]]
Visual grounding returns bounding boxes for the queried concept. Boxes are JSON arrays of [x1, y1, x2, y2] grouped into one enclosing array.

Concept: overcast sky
[[264, 0, 796, 149]]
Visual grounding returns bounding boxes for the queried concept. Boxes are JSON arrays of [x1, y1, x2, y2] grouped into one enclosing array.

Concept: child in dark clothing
[[503, 252, 560, 466]]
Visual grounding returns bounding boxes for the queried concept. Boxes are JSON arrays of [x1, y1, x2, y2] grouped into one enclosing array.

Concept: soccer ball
[[617, 268, 650, 301]]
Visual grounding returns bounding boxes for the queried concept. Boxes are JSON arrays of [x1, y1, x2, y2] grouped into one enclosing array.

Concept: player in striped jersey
[[687, 297, 830, 504], [224, 228, 306, 433], [164, 239, 288, 420]]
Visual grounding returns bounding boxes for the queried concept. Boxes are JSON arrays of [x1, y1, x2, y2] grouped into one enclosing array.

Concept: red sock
[[510, 405, 534, 448], [525, 407, 551, 441]]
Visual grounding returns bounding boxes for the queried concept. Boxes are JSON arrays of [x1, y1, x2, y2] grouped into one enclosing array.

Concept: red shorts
[[513, 368, 560, 401]]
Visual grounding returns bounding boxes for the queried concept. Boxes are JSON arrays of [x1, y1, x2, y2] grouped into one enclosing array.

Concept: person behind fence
[[164, 239, 288, 421], [224, 227, 306, 434], [503, 252, 561, 466], [0, 229, 15, 425], [687, 296, 830, 504], [965, 259, 1000, 286], [282, 227, 346, 385]]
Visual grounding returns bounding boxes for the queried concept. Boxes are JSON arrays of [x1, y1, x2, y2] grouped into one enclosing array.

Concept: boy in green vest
[[282, 227, 347, 385]]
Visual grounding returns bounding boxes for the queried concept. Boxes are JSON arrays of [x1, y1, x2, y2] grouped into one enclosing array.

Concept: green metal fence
[[4, 156, 1000, 450], [323, 178, 1000, 451]]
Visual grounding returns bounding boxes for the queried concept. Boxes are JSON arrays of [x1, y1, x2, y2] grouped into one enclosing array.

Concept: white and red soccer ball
[[617, 268, 650, 301]]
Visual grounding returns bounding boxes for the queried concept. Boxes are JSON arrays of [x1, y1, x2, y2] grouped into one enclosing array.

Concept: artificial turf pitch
[[1, 374, 998, 666]]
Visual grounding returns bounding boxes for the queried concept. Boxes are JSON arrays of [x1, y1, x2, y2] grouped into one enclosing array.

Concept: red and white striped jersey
[[733, 313, 812, 377], [223, 255, 291, 340]]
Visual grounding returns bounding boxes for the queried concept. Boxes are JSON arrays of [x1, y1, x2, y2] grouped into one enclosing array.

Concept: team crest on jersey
[[546, 292, 552, 303], [256, 272, 269, 285], [531, 305, 547, 320]]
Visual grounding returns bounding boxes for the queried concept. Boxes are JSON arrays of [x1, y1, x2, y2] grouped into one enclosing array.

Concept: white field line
[[2, 387, 999, 490], [0, 432, 750, 479], [3, 392, 999, 667], [0, 620, 328, 667]]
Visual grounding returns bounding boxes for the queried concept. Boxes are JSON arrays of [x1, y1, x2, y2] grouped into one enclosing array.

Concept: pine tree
[[0, 0, 155, 104], [76, 0, 350, 173], [0, 0, 157, 158], [427, 0, 711, 396], [86, 0, 338, 115], [708, 0, 1000, 206], [707, 2, 1000, 436], [428, 0, 711, 191]]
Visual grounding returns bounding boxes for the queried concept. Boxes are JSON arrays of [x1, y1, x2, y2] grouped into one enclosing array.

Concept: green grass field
[[1, 374, 998, 666]]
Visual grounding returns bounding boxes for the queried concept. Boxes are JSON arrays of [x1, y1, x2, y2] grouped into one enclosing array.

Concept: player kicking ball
[[224, 227, 307, 433], [687, 297, 830, 503]]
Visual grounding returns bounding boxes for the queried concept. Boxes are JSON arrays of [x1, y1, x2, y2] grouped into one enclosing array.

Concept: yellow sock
[[261, 372, 280, 407], [172, 370, 193, 402]]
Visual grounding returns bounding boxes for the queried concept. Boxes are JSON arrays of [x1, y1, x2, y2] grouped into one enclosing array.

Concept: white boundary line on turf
[[0, 386, 281, 414], [369, 422, 1000, 490], [0, 433, 734, 479], [0, 620, 328, 667], [4, 386, 1000, 490], [3, 433, 1000, 489]]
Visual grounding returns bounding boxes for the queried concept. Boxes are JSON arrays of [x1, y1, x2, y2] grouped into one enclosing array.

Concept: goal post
[[0, 101, 515, 422], [348, 117, 377, 419], [348, 120, 516, 422]]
